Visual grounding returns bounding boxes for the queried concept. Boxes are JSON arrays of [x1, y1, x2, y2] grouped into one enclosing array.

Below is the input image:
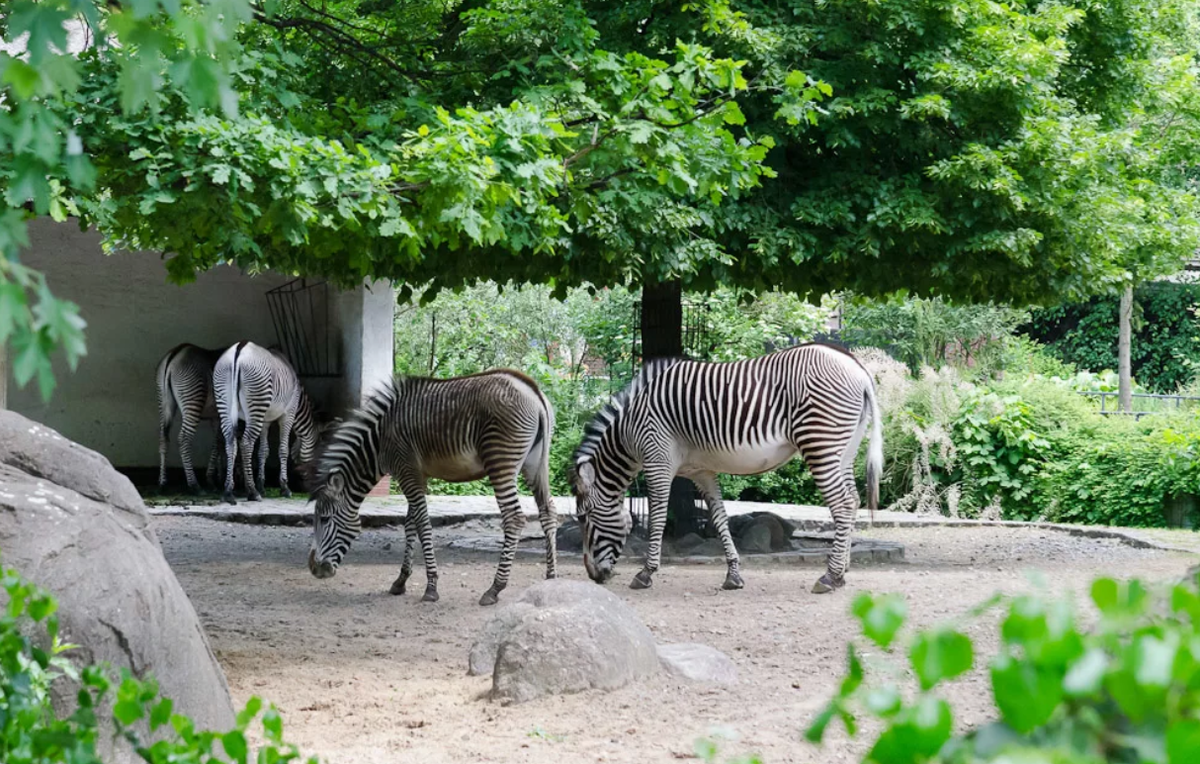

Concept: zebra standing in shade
[[156, 343, 226, 493], [213, 341, 320, 504], [570, 343, 882, 595], [307, 370, 557, 606]]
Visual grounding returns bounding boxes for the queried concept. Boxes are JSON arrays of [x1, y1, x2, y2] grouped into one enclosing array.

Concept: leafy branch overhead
[[5, 0, 1200, 399]]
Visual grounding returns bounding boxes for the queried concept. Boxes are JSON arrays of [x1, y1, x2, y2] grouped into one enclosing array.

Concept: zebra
[[156, 343, 226, 493], [306, 370, 557, 606], [569, 343, 883, 595], [213, 341, 320, 504]]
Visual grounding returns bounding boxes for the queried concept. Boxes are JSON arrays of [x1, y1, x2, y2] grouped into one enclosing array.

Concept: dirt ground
[[154, 517, 1197, 764]]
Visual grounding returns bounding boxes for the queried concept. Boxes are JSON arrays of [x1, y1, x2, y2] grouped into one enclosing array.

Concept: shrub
[[0, 563, 314, 764], [808, 573, 1200, 764]]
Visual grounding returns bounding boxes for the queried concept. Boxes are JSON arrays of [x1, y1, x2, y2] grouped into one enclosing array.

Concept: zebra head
[[571, 458, 631, 584], [308, 472, 362, 579]]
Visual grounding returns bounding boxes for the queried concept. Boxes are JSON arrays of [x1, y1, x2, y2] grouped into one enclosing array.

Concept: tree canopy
[[4, 0, 1200, 397]]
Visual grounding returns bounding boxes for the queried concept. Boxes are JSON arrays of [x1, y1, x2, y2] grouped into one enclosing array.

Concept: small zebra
[[570, 343, 882, 594], [307, 370, 557, 606], [213, 341, 320, 504], [156, 343, 225, 493]]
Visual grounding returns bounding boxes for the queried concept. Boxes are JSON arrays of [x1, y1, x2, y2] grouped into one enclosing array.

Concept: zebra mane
[[311, 377, 399, 493], [571, 357, 685, 467]]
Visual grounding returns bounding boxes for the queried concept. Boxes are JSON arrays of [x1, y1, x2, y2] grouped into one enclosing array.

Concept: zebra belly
[[423, 453, 488, 483], [682, 441, 799, 477]]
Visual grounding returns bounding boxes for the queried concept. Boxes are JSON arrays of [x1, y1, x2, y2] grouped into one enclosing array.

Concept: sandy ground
[[154, 517, 1197, 764]]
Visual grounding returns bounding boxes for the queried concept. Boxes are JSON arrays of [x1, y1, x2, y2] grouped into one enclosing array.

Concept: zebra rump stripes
[[570, 343, 883, 595], [307, 370, 557, 606], [213, 341, 320, 504], [156, 343, 225, 492]]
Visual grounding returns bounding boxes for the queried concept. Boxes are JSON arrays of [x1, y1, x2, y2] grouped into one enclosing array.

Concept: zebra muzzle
[[308, 549, 336, 579]]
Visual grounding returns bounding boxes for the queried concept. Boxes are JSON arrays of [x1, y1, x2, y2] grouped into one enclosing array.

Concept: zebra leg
[[809, 460, 857, 594], [158, 409, 172, 492], [277, 413, 295, 497], [221, 426, 239, 505], [481, 470, 525, 606], [389, 515, 419, 596], [239, 419, 265, 502], [252, 425, 269, 500], [690, 472, 743, 590], [205, 419, 222, 490], [396, 482, 439, 602], [523, 454, 557, 581], [632, 467, 673, 590]]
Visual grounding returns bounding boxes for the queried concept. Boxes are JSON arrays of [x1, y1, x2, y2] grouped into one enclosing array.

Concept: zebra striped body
[[307, 370, 557, 606], [156, 343, 225, 492], [570, 343, 882, 594], [213, 342, 319, 504]]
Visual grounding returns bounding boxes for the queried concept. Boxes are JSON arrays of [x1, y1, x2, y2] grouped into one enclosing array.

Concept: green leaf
[[1168, 720, 1200, 764], [990, 653, 1063, 733], [222, 729, 249, 762], [262, 706, 284, 742], [1091, 578, 1118, 612], [150, 698, 173, 731], [237, 696, 263, 728], [851, 592, 907, 649], [1062, 647, 1108, 696], [910, 628, 974, 691]]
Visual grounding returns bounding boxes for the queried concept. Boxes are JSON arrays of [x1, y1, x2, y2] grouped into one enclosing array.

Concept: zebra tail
[[865, 385, 883, 523], [224, 342, 246, 439], [157, 350, 177, 436]]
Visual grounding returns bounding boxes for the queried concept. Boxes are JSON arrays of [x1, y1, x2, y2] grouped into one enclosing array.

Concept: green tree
[[5, 0, 1200, 396]]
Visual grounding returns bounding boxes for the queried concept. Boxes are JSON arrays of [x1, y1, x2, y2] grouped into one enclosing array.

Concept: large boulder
[[0, 411, 235, 761], [470, 579, 660, 704]]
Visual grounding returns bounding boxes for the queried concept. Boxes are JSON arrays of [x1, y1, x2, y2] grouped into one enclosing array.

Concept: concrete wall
[[7, 219, 394, 473]]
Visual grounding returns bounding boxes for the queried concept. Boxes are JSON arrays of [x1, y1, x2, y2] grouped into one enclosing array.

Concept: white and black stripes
[[307, 370, 558, 607], [570, 343, 883, 595], [213, 341, 319, 504], [156, 343, 225, 492]]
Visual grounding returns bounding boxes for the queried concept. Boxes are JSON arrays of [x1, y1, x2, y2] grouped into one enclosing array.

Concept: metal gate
[[265, 278, 341, 377]]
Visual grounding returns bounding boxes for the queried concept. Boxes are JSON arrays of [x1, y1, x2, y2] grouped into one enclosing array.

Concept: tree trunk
[[639, 279, 701, 537], [1118, 284, 1133, 414]]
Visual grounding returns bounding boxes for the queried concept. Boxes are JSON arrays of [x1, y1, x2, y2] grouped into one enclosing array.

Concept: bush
[[807, 573, 1200, 764], [0, 563, 314, 764]]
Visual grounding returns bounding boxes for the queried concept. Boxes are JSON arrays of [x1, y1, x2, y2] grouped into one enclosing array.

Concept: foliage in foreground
[[808, 574, 1200, 764], [0, 564, 314, 764]]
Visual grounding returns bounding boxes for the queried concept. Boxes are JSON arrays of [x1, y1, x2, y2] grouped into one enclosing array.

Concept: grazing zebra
[[213, 341, 320, 504], [156, 343, 225, 493], [569, 343, 882, 595], [307, 370, 557, 606]]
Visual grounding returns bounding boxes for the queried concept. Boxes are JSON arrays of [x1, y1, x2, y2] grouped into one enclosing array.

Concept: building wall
[[7, 219, 394, 473]]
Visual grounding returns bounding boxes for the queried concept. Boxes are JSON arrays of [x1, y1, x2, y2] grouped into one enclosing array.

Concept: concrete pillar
[[340, 280, 395, 497]]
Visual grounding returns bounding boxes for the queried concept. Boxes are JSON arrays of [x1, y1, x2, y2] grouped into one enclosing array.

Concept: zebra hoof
[[389, 578, 407, 596], [630, 570, 654, 590], [280, 486, 293, 499], [247, 493, 263, 503], [421, 586, 439, 603], [186, 484, 203, 497], [222, 492, 237, 506], [722, 570, 745, 590], [479, 589, 500, 607], [811, 573, 845, 594]]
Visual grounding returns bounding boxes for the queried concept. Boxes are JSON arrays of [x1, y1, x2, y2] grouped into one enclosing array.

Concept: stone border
[[147, 505, 1195, 556]]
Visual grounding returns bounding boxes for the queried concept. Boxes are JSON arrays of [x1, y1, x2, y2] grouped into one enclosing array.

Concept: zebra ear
[[574, 460, 596, 493]]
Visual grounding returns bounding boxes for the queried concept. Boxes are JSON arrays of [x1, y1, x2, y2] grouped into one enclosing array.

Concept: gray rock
[[739, 521, 774, 554], [657, 643, 738, 684], [471, 579, 660, 704], [555, 519, 583, 552], [671, 532, 706, 553], [0, 411, 236, 763]]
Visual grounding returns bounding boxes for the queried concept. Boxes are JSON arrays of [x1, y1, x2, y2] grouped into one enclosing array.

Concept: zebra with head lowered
[[156, 343, 226, 493], [306, 370, 557, 606], [570, 342, 882, 595], [213, 341, 321, 504]]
